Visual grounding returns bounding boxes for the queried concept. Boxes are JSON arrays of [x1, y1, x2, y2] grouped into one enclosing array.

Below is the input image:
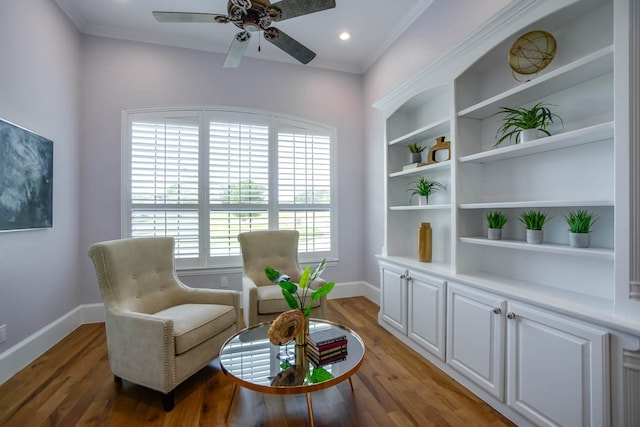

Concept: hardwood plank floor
[[0, 297, 515, 426]]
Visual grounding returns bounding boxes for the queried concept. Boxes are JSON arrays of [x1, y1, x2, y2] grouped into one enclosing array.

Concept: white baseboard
[[0, 284, 378, 386], [0, 303, 105, 385], [329, 281, 380, 305]]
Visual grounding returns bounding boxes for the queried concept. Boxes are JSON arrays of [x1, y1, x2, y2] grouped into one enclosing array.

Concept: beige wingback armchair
[[238, 230, 327, 327], [88, 237, 240, 411]]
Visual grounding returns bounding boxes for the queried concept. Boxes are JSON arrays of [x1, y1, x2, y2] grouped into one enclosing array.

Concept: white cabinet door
[[447, 282, 506, 400], [380, 262, 408, 334], [408, 270, 446, 361], [506, 302, 610, 427]]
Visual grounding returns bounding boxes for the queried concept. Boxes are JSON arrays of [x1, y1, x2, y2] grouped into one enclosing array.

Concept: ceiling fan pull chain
[[258, 33, 261, 52]]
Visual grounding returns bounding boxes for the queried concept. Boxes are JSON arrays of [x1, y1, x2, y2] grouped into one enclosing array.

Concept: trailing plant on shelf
[[486, 211, 508, 240], [519, 210, 549, 244], [565, 209, 597, 248], [495, 102, 563, 146], [409, 177, 445, 205]]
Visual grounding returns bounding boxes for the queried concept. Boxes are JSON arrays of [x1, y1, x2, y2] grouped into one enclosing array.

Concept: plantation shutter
[[130, 117, 200, 259], [277, 121, 332, 255], [209, 113, 270, 257]]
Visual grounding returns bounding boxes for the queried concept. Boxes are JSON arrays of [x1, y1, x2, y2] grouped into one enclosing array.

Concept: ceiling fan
[[153, 0, 337, 68]]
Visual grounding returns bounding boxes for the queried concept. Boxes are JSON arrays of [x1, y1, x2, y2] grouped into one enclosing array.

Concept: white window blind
[[124, 108, 336, 269], [130, 118, 200, 258], [278, 124, 332, 254]]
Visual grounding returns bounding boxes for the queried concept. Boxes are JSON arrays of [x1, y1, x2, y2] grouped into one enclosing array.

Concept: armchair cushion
[[153, 304, 236, 354]]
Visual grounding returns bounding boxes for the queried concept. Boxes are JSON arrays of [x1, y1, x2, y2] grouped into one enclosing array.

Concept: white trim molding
[[624, 349, 640, 426], [630, 0, 640, 302], [0, 303, 105, 385]]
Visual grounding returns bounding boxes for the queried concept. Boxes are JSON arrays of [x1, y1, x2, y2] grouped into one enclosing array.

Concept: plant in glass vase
[[266, 259, 335, 345]]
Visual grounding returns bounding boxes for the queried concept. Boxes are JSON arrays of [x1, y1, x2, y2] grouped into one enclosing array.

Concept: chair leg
[[162, 391, 175, 411]]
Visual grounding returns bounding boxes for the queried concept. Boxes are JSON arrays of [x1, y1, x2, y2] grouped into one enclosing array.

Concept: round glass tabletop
[[219, 319, 365, 394]]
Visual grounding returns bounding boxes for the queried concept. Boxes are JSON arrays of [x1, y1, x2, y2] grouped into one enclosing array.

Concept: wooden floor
[[0, 297, 515, 426]]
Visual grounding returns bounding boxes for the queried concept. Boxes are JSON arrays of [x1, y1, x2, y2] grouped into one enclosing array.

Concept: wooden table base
[[225, 378, 356, 426]]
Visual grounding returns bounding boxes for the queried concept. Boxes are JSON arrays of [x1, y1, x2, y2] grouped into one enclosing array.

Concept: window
[[123, 108, 336, 269]]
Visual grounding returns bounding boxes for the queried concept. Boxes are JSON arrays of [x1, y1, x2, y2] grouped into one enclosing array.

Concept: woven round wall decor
[[508, 30, 557, 81]]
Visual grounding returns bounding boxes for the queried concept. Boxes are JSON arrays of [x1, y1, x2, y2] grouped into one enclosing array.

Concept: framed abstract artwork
[[0, 119, 53, 231]]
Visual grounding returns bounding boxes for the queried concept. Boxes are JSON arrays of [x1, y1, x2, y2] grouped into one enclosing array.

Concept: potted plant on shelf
[[486, 211, 508, 240], [407, 143, 426, 164], [495, 102, 563, 147], [564, 209, 597, 248], [409, 177, 445, 206], [519, 210, 549, 244]]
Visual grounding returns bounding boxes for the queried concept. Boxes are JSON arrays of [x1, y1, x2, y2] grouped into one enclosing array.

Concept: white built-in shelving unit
[[374, 0, 640, 425]]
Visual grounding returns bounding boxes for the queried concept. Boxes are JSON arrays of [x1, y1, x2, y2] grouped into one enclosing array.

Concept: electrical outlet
[[220, 277, 228, 288], [0, 324, 6, 344]]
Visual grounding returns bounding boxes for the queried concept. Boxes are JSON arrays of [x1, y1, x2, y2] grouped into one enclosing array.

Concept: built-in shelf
[[390, 160, 451, 177], [458, 122, 614, 163], [377, 255, 453, 277], [459, 236, 614, 260], [458, 200, 614, 209], [390, 204, 451, 211], [388, 118, 450, 147], [457, 46, 614, 119]]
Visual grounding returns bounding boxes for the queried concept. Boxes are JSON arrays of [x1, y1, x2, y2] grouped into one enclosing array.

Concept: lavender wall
[[79, 36, 365, 302], [0, 0, 82, 350], [361, 0, 512, 288]]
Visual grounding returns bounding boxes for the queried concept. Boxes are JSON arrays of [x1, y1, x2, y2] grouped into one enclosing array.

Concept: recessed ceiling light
[[339, 32, 351, 41]]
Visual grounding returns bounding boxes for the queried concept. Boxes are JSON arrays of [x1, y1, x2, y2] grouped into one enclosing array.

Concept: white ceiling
[[54, 0, 435, 74]]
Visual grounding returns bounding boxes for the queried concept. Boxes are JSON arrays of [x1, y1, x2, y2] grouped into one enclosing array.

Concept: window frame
[[121, 106, 338, 271]]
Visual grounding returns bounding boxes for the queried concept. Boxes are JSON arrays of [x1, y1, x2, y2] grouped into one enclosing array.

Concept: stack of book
[[307, 329, 348, 367]]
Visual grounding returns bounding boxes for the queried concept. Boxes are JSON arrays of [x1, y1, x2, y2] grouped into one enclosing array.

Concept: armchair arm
[[104, 310, 176, 393], [178, 285, 240, 308], [242, 275, 259, 327]]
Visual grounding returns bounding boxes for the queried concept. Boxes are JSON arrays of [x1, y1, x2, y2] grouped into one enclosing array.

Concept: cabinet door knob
[[507, 312, 516, 320], [493, 308, 501, 314], [407, 276, 413, 282], [400, 274, 406, 279]]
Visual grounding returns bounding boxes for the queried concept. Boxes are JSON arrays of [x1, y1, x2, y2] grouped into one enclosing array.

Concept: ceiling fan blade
[[264, 28, 316, 64], [152, 11, 225, 23], [223, 32, 251, 68], [270, 0, 336, 21]]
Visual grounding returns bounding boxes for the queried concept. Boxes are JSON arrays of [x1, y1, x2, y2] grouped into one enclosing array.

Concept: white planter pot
[[417, 195, 428, 206], [519, 129, 541, 143], [410, 152, 422, 163], [569, 232, 590, 248], [488, 228, 502, 240], [526, 229, 543, 244]]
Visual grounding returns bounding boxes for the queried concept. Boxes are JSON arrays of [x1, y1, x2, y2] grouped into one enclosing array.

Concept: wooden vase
[[418, 222, 432, 262]]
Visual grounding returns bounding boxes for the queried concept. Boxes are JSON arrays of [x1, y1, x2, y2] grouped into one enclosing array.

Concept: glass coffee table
[[219, 319, 365, 426]]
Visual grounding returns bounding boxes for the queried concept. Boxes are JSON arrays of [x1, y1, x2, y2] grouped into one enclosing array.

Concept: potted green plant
[[495, 102, 563, 146], [407, 143, 426, 164], [409, 177, 444, 205], [519, 210, 549, 244], [486, 211, 508, 240], [266, 259, 335, 345], [564, 209, 596, 248]]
